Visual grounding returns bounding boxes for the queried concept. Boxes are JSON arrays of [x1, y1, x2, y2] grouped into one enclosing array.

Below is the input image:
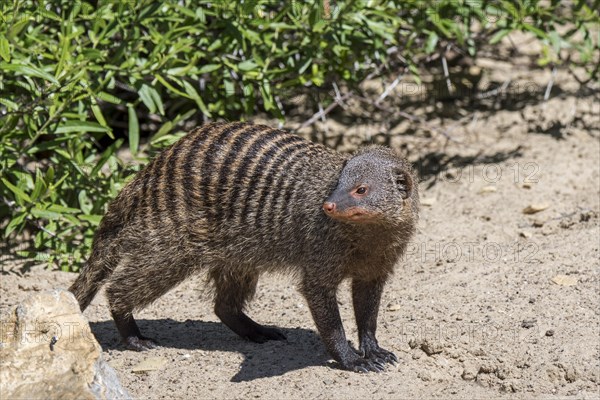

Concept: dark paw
[[362, 345, 398, 366], [342, 357, 386, 373], [124, 336, 159, 351], [245, 326, 287, 343]]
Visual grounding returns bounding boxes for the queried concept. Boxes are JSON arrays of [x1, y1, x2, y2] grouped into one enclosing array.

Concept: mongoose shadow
[[89, 319, 326, 381]]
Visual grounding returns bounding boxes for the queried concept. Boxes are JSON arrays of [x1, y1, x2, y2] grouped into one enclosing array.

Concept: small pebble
[[522, 203, 549, 214], [521, 319, 537, 329]]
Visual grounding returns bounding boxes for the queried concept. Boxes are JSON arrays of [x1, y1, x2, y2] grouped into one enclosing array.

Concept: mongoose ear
[[393, 168, 412, 200]]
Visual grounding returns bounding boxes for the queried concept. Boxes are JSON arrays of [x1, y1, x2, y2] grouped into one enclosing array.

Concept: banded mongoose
[[69, 121, 419, 372]]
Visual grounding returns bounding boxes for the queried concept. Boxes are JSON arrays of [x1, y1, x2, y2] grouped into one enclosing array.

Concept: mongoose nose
[[323, 202, 336, 214]]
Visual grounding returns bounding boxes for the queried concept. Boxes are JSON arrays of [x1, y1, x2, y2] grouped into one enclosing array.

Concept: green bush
[[1, 0, 597, 270]]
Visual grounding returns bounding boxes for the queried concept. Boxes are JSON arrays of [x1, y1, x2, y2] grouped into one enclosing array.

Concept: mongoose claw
[[354, 366, 369, 373], [387, 352, 399, 365], [362, 345, 398, 366], [347, 357, 386, 373], [124, 336, 159, 351]]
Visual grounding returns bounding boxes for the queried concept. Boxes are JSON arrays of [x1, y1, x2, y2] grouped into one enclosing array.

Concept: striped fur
[[68, 121, 419, 372]]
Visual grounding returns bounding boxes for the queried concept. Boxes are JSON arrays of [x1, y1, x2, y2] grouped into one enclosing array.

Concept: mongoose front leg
[[352, 277, 398, 366], [301, 281, 385, 372]]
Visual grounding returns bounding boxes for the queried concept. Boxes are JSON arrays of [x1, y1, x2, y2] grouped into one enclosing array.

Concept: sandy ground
[[1, 58, 599, 399]]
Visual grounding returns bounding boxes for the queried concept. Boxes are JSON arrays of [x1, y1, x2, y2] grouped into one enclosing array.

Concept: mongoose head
[[323, 146, 419, 226]]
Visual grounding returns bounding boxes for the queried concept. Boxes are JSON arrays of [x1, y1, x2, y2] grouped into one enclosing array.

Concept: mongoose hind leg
[[105, 260, 192, 351], [112, 312, 158, 351], [352, 277, 398, 366], [212, 269, 286, 343]]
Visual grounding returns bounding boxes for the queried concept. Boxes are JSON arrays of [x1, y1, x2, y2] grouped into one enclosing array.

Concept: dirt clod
[[551, 275, 578, 286], [521, 319, 537, 329]]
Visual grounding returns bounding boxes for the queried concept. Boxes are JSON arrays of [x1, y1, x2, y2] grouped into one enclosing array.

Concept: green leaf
[[5, 211, 27, 236], [128, 106, 139, 155], [8, 16, 31, 39], [151, 121, 174, 143], [31, 207, 62, 220], [521, 23, 547, 39], [2, 178, 32, 203], [238, 60, 258, 71], [260, 81, 274, 111], [224, 79, 234, 97], [0, 97, 18, 111], [148, 85, 165, 115], [0, 36, 10, 62], [490, 29, 510, 44], [155, 74, 188, 98], [78, 214, 103, 226], [78, 190, 93, 215], [425, 31, 439, 54], [298, 58, 313, 74], [47, 204, 81, 213], [55, 121, 111, 133], [138, 84, 156, 113], [0, 62, 59, 85], [182, 80, 211, 117], [198, 64, 221, 73], [91, 138, 124, 176], [31, 168, 47, 201], [96, 91, 123, 104], [208, 39, 222, 51]]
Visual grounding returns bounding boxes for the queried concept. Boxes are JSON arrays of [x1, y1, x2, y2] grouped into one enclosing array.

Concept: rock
[[479, 362, 497, 374], [532, 218, 546, 227], [420, 197, 436, 206], [495, 367, 510, 380], [545, 330, 555, 337], [132, 357, 168, 373], [551, 275, 577, 286], [408, 338, 420, 349], [561, 364, 578, 383], [578, 209, 598, 222], [420, 339, 443, 356], [387, 303, 402, 311], [522, 203, 549, 214], [0, 290, 130, 400], [546, 365, 562, 382], [478, 186, 497, 194], [559, 219, 575, 229], [521, 319, 537, 329], [461, 361, 479, 380], [417, 370, 432, 381], [519, 231, 533, 238], [500, 380, 521, 393]]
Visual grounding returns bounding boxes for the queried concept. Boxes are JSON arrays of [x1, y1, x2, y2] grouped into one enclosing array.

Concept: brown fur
[[69, 122, 419, 372]]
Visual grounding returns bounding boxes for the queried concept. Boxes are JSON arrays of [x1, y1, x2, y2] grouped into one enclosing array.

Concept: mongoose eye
[[355, 186, 368, 195]]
